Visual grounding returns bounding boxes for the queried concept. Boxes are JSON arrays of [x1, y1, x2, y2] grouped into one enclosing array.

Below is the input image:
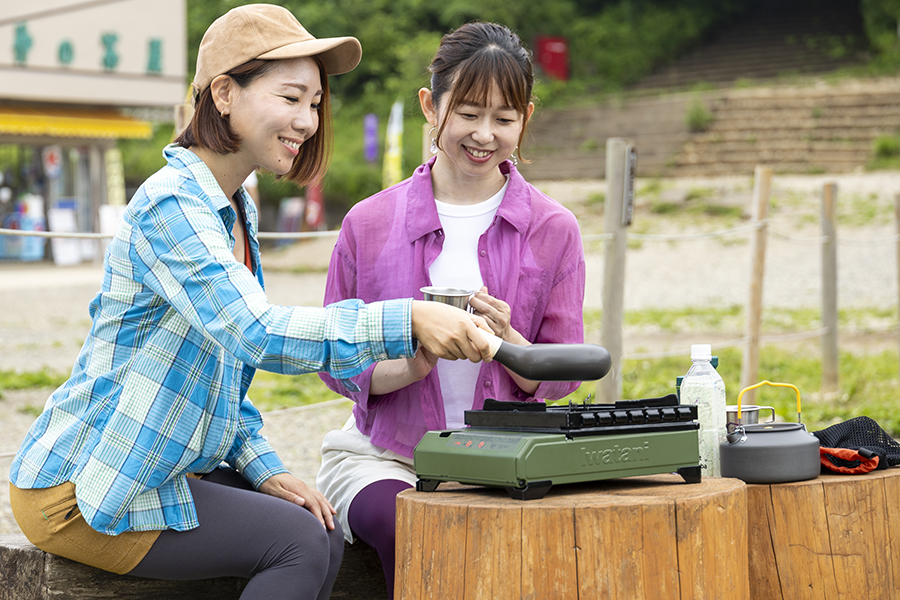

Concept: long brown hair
[[428, 22, 535, 162], [175, 57, 333, 187]]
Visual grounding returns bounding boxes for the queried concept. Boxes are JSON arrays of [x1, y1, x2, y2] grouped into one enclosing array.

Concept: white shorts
[[316, 416, 416, 543]]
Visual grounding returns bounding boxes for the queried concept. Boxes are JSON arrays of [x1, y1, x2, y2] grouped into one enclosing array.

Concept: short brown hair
[[429, 22, 535, 163], [175, 57, 333, 187]]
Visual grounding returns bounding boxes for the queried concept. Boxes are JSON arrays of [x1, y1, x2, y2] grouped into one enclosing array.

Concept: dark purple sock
[[347, 479, 412, 599]]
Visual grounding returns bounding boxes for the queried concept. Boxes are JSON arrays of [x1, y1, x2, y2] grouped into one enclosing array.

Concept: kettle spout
[[726, 427, 747, 444]]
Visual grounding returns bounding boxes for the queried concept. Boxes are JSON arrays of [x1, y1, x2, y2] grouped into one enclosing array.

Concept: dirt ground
[[2, 170, 899, 534]]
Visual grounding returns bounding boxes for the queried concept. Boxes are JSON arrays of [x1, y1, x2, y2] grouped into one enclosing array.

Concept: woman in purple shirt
[[316, 22, 586, 597]]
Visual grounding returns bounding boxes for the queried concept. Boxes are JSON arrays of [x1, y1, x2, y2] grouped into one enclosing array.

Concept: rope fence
[[2, 219, 893, 246]]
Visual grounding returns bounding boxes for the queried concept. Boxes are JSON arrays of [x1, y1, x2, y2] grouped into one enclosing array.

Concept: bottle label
[[681, 374, 726, 478]]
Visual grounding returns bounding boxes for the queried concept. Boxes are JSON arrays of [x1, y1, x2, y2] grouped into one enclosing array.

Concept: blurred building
[[0, 0, 186, 263]]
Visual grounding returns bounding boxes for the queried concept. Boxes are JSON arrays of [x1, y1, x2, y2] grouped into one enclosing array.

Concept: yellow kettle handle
[[736, 380, 801, 424]]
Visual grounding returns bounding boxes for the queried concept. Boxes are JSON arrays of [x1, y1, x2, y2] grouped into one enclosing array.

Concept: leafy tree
[[861, 0, 900, 64]]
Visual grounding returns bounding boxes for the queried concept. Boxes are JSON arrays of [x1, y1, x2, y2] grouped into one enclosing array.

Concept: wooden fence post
[[598, 138, 633, 403], [740, 166, 772, 403], [895, 194, 900, 379], [821, 183, 839, 394]]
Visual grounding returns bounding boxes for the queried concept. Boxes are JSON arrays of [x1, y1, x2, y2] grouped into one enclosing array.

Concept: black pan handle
[[480, 331, 611, 381]]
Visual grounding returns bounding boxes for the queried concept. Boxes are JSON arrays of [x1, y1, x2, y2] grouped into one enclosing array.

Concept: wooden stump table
[[395, 474, 748, 600], [747, 468, 900, 600]]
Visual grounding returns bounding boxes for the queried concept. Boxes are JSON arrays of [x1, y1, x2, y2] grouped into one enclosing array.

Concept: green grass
[[247, 371, 345, 413], [649, 201, 681, 215], [280, 264, 330, 275], [585, 192, 606, 208], [0, 369, 67, 399], [645, 186, 744, 225], [17, 405, 43, 418], [589, 305, 896, 336], [839, 192, 893, 227], [624, 305, 743, 331], [0, 367, 341, 414]]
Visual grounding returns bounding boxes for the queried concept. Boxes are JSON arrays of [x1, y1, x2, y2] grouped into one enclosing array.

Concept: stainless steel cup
[[420, 286, 474, 311], [726, 404, 776, 432]]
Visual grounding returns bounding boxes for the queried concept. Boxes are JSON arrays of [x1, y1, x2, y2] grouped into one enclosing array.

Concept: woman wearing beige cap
[[7, 5, 491, 599]]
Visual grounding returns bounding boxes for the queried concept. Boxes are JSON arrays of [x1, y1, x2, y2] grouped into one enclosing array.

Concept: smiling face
[[225, 56, 323, 176], [435, 84, 525, 178], [422, 83, 533, 195]]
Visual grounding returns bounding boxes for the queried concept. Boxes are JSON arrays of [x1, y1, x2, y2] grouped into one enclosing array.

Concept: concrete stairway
[[671, 79, 900, 176], [519, 78, 900, 181], [519, 93, 693, 180]]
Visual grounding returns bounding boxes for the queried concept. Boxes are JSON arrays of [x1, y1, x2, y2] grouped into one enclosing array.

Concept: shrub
[[685, 98, 714, 132], [873, 134, 900, 158]]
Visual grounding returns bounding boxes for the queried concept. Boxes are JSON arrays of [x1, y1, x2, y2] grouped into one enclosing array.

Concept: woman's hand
[[469, 286, 514, 341], [470, 287, 531, 347], [411, 300, 493, 362], [259, 473, 336, 529], [469, 287, 540, 394]]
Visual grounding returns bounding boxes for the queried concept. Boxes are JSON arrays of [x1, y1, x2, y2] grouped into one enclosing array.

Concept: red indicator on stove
[[465, 441, 472, 447], [454, 441, 461, 445], [478, 441, 485, 448]]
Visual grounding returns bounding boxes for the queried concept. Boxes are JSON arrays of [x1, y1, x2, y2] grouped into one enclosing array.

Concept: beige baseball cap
[[192, 4, 362, 96]]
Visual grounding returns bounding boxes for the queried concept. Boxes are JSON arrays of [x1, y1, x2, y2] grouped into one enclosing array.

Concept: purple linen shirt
[[320, 159, 586, 457]]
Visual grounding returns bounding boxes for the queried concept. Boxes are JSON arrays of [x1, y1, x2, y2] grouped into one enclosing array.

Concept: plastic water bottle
[[680, 344, 726, 477]]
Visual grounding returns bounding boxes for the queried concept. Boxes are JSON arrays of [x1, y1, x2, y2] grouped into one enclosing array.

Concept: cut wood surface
[[747, 468, 900, 600], [396, 475, 748, 600]]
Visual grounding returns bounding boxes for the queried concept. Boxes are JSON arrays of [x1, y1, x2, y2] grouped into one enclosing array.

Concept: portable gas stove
[[415, 395, 701, 499]]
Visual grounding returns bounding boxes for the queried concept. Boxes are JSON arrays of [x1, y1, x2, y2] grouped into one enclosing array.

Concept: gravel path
[[2, 170, 899, 534]]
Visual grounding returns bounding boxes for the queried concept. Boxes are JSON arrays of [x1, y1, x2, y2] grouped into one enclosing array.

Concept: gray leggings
[[128, 468, 343, 600]]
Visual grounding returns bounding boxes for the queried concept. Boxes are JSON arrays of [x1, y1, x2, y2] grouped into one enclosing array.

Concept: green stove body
[[415, 395, 701, 500]]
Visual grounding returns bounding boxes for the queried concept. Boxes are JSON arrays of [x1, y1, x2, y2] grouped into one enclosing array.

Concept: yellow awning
[[0, 105, 153, 140]]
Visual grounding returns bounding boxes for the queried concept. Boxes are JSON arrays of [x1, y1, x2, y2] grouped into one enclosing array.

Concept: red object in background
[[305, 182, 325, 230], [536, 36, 569, 81]]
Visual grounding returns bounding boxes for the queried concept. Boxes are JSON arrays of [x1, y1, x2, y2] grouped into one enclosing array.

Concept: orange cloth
[[819, 447, 879, 474]]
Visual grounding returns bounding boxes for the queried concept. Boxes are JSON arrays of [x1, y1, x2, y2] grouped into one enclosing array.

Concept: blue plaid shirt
[[10, 145, 414, 535]]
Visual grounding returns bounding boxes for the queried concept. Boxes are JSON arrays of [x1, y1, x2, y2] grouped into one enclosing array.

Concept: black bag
[[813, 416, 900, 473]]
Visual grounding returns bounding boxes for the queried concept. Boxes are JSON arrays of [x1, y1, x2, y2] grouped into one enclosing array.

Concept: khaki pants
[[9, 482, 161, 574]]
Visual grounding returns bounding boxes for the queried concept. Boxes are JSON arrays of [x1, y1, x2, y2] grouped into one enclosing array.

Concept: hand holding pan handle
[[475, 329, 612, 381]]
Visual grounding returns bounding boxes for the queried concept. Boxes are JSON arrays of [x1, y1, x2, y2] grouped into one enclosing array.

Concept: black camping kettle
[[720, 380, 820, 484]]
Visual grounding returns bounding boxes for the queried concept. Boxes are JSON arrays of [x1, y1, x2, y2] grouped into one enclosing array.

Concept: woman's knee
[[264, 512, 340, 577]]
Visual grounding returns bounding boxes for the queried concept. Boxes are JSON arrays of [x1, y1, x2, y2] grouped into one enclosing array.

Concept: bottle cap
[[690, 344, 712, 360]]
